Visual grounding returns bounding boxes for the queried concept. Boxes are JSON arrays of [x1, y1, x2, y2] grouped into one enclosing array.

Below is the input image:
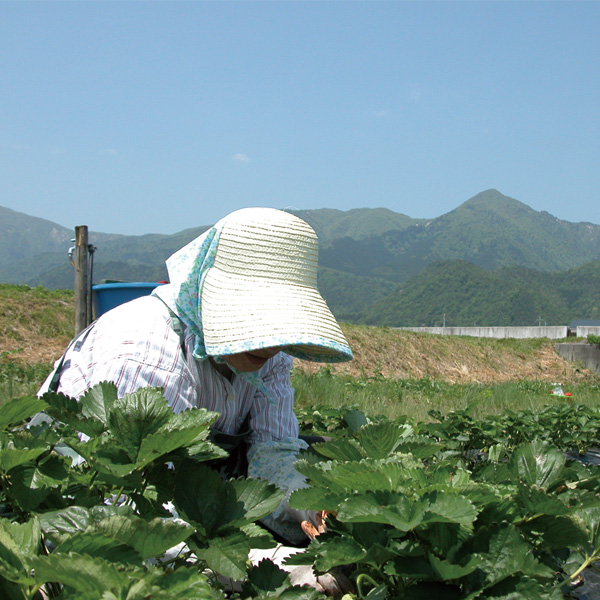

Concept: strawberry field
[[3, 380, 600, 599]]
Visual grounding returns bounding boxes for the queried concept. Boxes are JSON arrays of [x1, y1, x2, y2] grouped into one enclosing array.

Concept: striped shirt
[[39, 296, 299, 445]]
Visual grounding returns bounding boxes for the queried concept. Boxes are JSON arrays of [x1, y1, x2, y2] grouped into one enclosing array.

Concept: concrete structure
[[576, 326, 600, 338], [398, 326, 569, 339], [555, 342, 600, 375]]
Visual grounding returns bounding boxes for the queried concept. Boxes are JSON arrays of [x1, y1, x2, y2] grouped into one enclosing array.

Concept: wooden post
[[74, 225, 90, 335]]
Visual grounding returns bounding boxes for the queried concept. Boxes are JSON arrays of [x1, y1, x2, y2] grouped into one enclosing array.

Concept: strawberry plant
[[288, 419, 600, 599], [0, 384, 316, 599], [3, 382, 600, 598]]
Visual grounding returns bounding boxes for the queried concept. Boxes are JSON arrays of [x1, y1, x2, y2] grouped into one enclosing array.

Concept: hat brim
[[201, 268, 353, 362]]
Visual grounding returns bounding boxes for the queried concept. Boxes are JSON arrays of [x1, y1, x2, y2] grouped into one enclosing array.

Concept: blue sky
[[2, 1, 599, 235]]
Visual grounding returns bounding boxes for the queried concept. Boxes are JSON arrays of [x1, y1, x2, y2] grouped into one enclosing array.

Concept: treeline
[[351, 259, 600, 327]]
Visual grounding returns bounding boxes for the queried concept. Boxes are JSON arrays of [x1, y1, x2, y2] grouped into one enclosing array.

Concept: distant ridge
[[1, 190, 599, 326]]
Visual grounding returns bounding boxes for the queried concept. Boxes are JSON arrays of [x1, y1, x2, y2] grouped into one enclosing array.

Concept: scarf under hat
[[152, 225, 270, 397]]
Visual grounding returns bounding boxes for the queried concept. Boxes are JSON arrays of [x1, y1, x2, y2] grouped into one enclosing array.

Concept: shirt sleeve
[[246, 352, 299, 445], [43, 296, 200, 413], [246, 436, 311, 545]]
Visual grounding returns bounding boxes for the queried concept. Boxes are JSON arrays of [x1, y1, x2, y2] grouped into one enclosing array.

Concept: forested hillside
[[361, 260, 600, 327], [318, 190, 600, 282], [1, 189, 599, 326]]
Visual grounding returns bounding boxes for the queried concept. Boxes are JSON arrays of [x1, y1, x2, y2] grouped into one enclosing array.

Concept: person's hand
[[300, 510, 328, 540]]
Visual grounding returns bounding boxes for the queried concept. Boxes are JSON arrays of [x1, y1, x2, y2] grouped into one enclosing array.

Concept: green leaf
[[43, 391, 105, 438], [239, 523, 277, 550], [482, 574, 558, 599], [344, 409, 369, 433], [93, 514, 194, 559], [195, 529, 250, 580], [247, 559, 290, 594], [0, 518, 39, 587], [0, 578, 29, 600], [0, 445, 47, 473], [144, 565, 225, 599], [478, 525, 534, 588], [395, 436, 442, 460], [230, 477, 285, 523], [288, 486, 347, 513], [317, 457, 422, 494], [363, 583, 387, 600], [509, 441, 565, 490], [40, 505, 134, 543], [385, 556, 435, 579], [337, 493, 425, 531], [313, 536, 367, 571], [68, 437, 140, 479], [29, 552, 131, 594], [293, 459, 347, 493], [107, 387, 172, 461], [355, 421, 406, 459], [520, 514, 588, 550], [515, 482, 569, 517], [136, 410, 220, 468], [174, 462, 241, 537], [0, 396, 48, 429], [423, 492, 479, 526], [54, 531, 142, 565], [429, 554, 481, 581], [417, 522, 470, 556], [79, 381, 118, 426], [6, 462, 62, 511], [573, 502, 600, 547], [39, 505, 95, 537], [311, 438, 365, 461], [0, 516, 41, 558]]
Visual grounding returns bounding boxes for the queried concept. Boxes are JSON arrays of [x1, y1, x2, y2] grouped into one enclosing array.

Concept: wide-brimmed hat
[[199, 207, 352, 362]]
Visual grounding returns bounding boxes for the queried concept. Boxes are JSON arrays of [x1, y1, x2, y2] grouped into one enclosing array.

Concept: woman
[[39, 207, 352, 544]]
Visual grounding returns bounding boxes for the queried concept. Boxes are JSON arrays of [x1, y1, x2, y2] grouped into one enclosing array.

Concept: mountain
[[0, 206, 126, 271], [1, 190, 599, 325], [0, 203, 211, 289], [290, 207, 423, 246], [318, 190, 600, 282]]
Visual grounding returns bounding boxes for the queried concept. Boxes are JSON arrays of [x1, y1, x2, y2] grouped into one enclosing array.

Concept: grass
[[0, 284, 73, 403], [0, 284, 75, 365], [291, 366, 600, 423], [2, 282, 600, 423], [0, 357, 54, 403]]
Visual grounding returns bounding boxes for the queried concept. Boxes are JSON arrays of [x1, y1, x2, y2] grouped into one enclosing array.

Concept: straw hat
[[200, 207, 353, 362]]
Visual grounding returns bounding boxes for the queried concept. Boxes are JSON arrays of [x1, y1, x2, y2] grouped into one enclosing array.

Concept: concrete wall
[[398, 326, 569, 339], [555, 342, 600, 375], [576, 326, 600, 338]]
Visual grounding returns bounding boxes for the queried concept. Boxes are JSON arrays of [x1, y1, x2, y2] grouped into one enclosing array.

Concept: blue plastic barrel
[[92, 282, 166, 318]]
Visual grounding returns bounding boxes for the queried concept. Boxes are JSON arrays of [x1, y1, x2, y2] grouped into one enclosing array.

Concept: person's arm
[[247, 353, 299, 444], [246, 353, 321, 545]]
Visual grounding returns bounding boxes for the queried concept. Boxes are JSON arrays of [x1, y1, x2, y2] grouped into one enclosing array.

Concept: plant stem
[[356, 573, 380, 599], [112, 487, 125, 505], [555, 551, 600, 590]]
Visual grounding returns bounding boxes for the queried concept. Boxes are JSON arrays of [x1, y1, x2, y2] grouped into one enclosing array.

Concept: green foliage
[[588, 334, 600, 346], [289, 406, 600, 599], [3, 377, 600, 597], [292, 367, 600, 426], [0, 383, 314, 599], [317, 266, 399, 322], [360, 260, 600, 327], [0, 357, 54, 406], [292, 207, 420, 248], [0, 358, 52, 388]]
